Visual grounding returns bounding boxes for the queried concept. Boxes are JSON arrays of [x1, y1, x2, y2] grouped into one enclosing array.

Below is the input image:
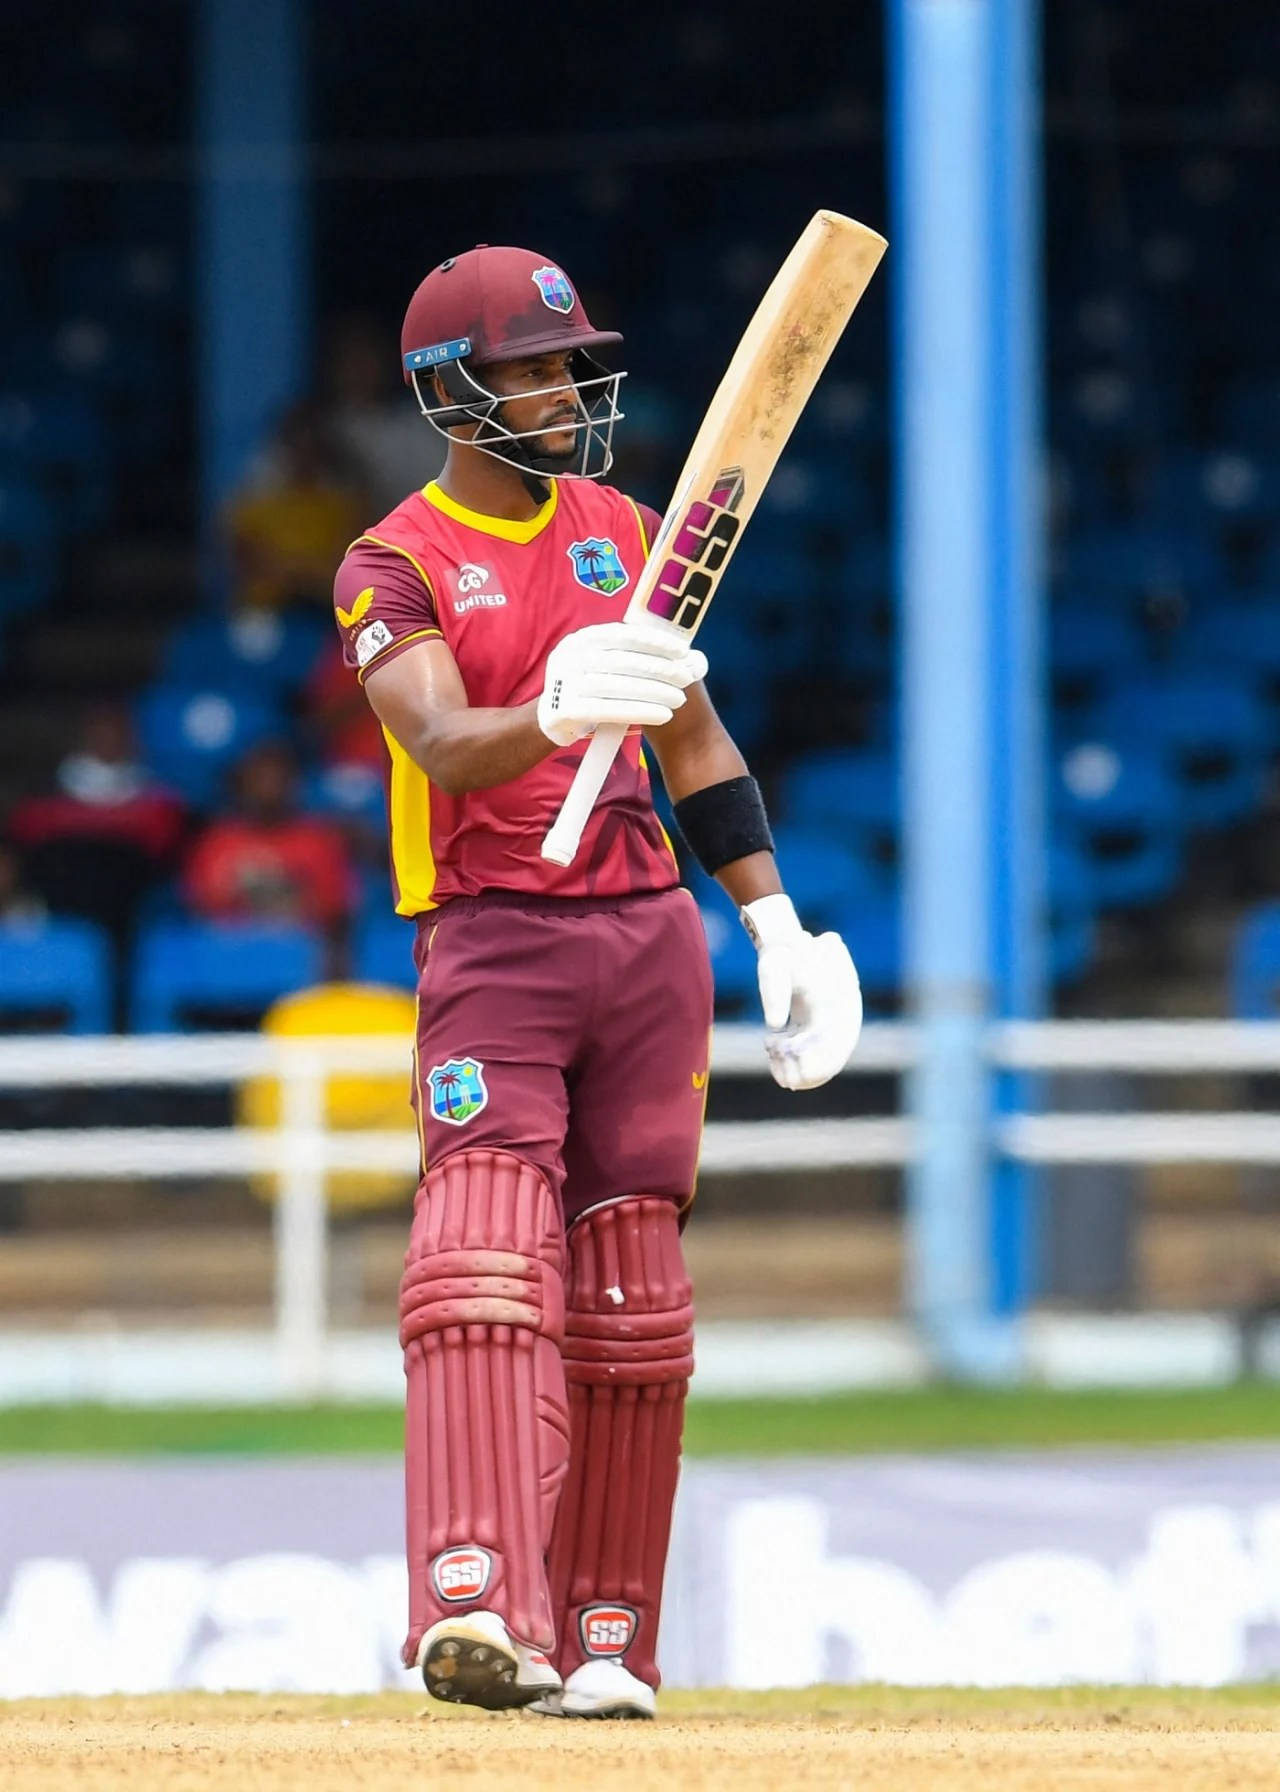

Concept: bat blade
[[540, 211, 887, 869]]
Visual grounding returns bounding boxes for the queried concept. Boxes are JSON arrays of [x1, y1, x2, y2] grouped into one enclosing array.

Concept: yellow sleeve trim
[[625, 494, 653, 556], [354, 532, 438, 604], [357, 626, 444, 683]]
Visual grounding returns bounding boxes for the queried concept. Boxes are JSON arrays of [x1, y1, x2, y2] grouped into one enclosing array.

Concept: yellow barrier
[[239, 982, 419, 1210]]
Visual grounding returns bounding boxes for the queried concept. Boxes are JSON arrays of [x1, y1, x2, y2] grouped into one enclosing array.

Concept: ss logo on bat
[[648, 465, 746, 632]]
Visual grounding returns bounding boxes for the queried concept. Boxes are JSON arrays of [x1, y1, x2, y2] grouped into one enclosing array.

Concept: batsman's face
[[487, 351, 582, 460]]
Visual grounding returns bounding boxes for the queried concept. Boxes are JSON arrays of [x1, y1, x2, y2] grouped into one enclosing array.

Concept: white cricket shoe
[[528, 1658, 656, 1720], [416, 1609, 562, 1711]]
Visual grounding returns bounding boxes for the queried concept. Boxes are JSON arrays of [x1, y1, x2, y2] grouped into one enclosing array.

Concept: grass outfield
[[4, 1688, 1279, 1792], [1, 1383, 1279, 1455]]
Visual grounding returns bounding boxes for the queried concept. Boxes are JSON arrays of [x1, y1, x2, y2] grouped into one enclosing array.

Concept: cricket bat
[[541, 208, 887, 867]]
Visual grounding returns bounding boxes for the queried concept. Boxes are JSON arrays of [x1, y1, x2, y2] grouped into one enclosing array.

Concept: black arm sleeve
[[672, 775, 774, 878]]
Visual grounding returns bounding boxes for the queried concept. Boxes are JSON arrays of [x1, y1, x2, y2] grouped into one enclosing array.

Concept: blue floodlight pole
[[196, 0, 309, 531], [987, 0, 1048, 1315], [889, 0, 1045, 1375]]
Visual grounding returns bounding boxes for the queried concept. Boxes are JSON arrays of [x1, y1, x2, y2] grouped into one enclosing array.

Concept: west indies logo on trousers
[[427, 1058, 489, 1125]]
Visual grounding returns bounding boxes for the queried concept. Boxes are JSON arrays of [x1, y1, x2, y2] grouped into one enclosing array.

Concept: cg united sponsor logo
[[453, 562, 507, 614], [579, 1604, 637, 1658], [431, 1546, 493, 1603]]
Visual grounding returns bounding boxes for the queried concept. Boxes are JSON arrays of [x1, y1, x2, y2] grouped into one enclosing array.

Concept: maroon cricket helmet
[[401, 245, 622, 381]]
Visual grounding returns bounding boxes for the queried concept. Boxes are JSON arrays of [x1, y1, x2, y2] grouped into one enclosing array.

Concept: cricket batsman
[[332, 245, 863, 1718]]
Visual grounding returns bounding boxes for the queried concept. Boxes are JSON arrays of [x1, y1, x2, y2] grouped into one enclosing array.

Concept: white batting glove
[[742, 893, 863, 1091], [537, 621, 708, 747]]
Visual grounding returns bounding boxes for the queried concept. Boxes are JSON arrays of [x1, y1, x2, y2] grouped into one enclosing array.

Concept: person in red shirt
[[333, 245, 863, 1717], [183, 740, 353, 932]]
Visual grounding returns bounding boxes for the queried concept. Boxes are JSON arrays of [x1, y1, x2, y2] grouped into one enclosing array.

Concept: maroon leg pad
[[399, 1149, 569, 1663], [546, 1197, 694, 1689]]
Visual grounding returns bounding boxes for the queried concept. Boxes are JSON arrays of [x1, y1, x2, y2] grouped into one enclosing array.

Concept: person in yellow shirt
[[227, 401, 369, 613]]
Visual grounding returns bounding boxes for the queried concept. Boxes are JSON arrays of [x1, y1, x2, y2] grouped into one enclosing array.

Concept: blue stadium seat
[[301, 762, 387, 832], [840, 888, 900, 1010], [0, 388, 109, 534], [696, 898, 760, 1016], [1224, 379, 1280, 453], [132, 919, 324, 1032], [135, 684, 281, 807], [1060, 525, 1219, 608], [769, 824, 889, 934], [1048, 838, 1099, 986], [0, 476, 57, 615], [1053, 741, 1183, 910], [798, 377, 886, 450], [1098, 672, 1271, 830], [1050, 606, 1145, 704], [352, 912, 416, 990], [841, 535, 891, 606], [1231, 903, 1280, 1018], [1151, 448, 1279, 529], [755, 457, 874, 533], [49, 314, 166, 400], [1050, 907, 1097, 986], [0, 917, 111, 1033], [164, 613, 328, 697], [696, 608, 771, 747], [781, 749, 898, 851], [53, 246, 182, 325], [1182, 601, 1280, 697], [679, 863, 759, 1015], [727, 537, 810, 601]]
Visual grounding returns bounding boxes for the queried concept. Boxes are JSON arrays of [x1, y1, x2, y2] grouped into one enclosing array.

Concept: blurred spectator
[[303, 637, 385, 770], [0, 841, 47, 926], [226, 401, 369, 613], [246, 317, 441, 517], [7, 703, 185, 939], [324, 314, 445, 513], [183, 741, 354, 930]]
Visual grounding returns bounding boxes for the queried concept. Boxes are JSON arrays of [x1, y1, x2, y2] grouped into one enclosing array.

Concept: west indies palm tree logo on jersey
[[567, 537, 629, 596], [427, 1057, 489, 1126]]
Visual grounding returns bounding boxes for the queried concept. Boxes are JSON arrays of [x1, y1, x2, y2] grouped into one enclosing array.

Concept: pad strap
[[547, 1197, 694, 1688], [400, 1149, 569, 1658]]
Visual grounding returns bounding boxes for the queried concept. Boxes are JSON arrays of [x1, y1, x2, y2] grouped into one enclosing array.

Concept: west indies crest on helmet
[[401, 246, 625, 479]]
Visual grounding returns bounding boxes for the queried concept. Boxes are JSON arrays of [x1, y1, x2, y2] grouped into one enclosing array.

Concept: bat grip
[[540, 723, 628, 867]]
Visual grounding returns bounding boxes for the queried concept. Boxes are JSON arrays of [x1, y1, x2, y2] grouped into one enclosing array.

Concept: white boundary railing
[[2, 1020, 1280, 1392]]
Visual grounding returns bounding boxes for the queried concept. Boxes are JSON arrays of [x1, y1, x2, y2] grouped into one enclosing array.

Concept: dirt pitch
[[3, 1687, 1280, 1792]]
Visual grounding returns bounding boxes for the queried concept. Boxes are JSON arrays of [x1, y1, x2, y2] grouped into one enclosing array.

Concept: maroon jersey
[[334, 479, 679, 913]]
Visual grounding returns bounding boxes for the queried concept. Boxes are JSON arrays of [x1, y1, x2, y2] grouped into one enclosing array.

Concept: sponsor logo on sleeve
[[579, 1604, 638, 1657], [431, 1546, 493, 1603], [354, 619, 394, 667], [336, 585, 375, 629]]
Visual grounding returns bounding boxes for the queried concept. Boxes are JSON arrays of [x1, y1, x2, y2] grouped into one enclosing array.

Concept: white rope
[[0, 1022, 915, 1087], [998, 1111, 1280, 1164], [990, 1019, 1280, 1073]]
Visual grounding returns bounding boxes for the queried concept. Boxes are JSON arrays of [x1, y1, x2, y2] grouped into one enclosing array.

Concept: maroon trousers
[[400, 885, 712, 1675], [411, 885, 714, 1221]]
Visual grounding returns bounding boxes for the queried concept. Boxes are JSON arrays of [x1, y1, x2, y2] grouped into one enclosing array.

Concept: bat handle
[[541, 723, 628, 867]]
